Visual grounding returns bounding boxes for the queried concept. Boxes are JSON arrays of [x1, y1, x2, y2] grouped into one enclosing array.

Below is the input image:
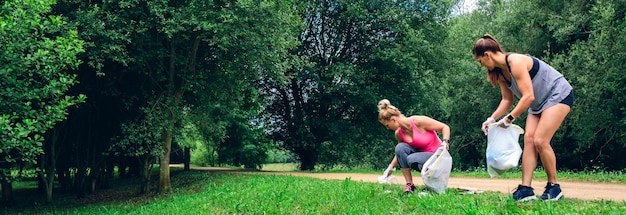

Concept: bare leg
[[533, 104, 570, 183], [401, 168, 413, 184], [521, 114, 540, 186]]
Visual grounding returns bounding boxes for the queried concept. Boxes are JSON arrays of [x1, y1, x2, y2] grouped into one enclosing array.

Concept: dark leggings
[[395, 143, 433, 171], [560, 90, 574, 107]]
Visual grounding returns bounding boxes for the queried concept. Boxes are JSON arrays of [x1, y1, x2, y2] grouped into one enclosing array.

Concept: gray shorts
[[395, 142, 434, 171]]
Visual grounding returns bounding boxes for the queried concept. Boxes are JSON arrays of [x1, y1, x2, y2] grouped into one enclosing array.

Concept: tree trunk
[[58, 166, 70, 193], [158, 128, 173, 193], [119, 156, 129, 178], [89, 167, 102, 194], [184, 146, 190, 171], [298, 150, 317, 171], [75, 166, 87, 198], [1, 179, 12, 204], [140, 156, 152, 194], [40, 124, 61, 203], [45, 168, 55, 203], [41, 150, 56, 203]]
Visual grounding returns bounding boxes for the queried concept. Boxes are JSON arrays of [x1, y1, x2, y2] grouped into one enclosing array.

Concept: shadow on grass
[[1, 167, 205, 215]]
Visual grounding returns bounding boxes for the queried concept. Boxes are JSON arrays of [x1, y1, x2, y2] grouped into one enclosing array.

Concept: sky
[[457, 0, 479, 14]]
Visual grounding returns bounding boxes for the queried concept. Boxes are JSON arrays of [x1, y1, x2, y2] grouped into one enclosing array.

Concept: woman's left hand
[[497, 117, 511, 128], [442, 139, 450, 150]]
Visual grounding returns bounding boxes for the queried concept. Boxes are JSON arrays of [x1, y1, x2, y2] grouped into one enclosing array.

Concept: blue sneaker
[[512, 185, 537, 201], [540, 182, 563, 201]]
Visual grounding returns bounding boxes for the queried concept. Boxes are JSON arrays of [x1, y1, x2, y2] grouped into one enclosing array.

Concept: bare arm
[[490, 78, 515, 120], [413, 116, 450, 140], [388, 155, 398, 168], [389, 130, 400, 169], [506, 54, 535, 119]]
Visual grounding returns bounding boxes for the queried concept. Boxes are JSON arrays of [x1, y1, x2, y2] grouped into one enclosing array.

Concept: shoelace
[[404, 183, 414, 192], [513, 185, 530, 193], [543, 183, 555, 194]]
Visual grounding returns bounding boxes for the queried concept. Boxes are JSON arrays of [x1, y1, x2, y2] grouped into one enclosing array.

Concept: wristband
[[506, 114, 515, 122]]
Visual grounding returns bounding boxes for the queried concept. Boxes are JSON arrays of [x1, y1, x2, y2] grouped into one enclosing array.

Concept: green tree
[[0, 0, 84, 202], [548, 0, 626, 170], [108, 98, 165, 194], [59, 0, 300, 193], [262, 0, 454, 170]]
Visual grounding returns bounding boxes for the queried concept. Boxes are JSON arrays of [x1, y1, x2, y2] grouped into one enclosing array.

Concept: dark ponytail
[[473, 34, 503, 57]]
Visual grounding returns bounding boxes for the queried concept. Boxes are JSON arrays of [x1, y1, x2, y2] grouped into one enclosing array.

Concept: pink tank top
[[397, 117, 441, 152]]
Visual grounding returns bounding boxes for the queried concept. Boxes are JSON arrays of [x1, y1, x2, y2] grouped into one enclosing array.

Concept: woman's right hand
[[481, 117, 495, 135], [383, 165, 395, 176]]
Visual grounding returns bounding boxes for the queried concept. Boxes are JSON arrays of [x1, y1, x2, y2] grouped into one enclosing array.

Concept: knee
[[524, 134, 535, 148], [524, 133, 534, 143], [395, 143, 411, 155], [532, 136, 551, 151], [410, 162, 422, 171]]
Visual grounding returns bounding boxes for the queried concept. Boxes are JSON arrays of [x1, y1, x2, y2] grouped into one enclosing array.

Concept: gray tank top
[[503, 54, 572, 114]]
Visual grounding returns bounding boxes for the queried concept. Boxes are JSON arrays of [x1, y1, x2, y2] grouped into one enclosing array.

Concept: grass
[[3, 166, 626, 215]]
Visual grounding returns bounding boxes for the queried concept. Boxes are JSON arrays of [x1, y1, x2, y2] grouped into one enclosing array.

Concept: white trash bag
[[421, 145, 453, 194], [486, 124, 524, 178]]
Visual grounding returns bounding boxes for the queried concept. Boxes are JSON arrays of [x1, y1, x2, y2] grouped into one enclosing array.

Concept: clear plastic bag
[[421, 145, 453, 194], [486, 124, 524, 178], [377, 175, 399, 193]]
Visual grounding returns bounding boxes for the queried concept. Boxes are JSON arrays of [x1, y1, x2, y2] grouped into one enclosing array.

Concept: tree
[[262, 0, 454, 170], [108, 99, 165, 194], [0, 0, 84, 203], [54, 0, 300, 193]]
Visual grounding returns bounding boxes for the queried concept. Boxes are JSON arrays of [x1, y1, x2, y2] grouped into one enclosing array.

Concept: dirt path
[[180, 166, 626, 202]]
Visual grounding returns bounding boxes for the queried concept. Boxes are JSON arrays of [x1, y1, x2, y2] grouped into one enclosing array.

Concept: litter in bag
[[486, 124, 524, 178], [421, 145, 453, 194]]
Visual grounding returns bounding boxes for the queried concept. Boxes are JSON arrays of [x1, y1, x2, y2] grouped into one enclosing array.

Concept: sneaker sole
[[541, 193, 563, 201], [516, 195, 537, 202]]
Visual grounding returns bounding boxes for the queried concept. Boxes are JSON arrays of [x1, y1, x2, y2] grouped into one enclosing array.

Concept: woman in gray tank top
[[472, 34, 574, 202]]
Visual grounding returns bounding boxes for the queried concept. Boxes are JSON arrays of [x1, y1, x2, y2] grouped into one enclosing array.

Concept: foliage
[[261, 0, 455, 170], [50, 0, 302, 193], [265, 148, 296, 164], [217, 120, 271, 170], [108, 99, 165, 159], [0, 0, 85, 181], [546, 0, 626, 170]]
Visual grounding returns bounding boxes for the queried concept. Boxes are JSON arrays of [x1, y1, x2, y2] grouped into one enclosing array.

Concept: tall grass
[[8, 170, 625, 215]]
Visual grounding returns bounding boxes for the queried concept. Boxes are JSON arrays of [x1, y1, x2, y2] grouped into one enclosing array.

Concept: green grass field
[[3, 165, 626, 215]]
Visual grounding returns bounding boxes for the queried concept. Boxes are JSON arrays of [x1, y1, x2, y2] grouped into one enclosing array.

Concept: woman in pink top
[[377, 99, 451, 194]]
